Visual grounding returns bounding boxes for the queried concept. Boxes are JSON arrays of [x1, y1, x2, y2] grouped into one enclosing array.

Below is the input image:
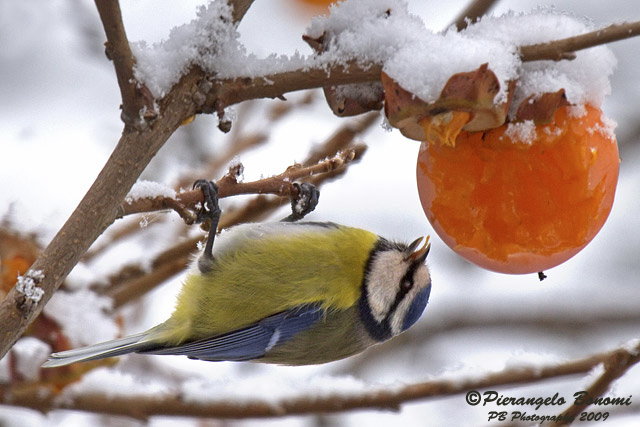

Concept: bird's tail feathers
[[41, 332, 154, 368]]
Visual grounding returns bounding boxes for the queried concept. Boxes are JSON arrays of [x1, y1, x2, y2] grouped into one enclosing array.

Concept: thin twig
[[211, 62, 384, 111], [94, 0, 155, 129], [520, 20, 640, 62], [229, 0, 255, 24], [336, 311, 640, 376], [89, 95, 316, 264], [118, 148, 361, 218], [217, 144, 368, 229], [99, 147, 364, 309], [174, 93, 315, 191], [303, 112, 378, 166], [82, 217, 155, 263], [174, 132, 268, 191]]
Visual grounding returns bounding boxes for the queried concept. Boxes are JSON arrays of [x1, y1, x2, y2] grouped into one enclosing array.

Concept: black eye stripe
[[401, 261, 421, 287], [385, 261, 423, 325], [388, 277, 413, 318]]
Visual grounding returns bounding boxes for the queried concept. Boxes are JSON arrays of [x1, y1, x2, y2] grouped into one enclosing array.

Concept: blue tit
[[43, 183, 431, 367]]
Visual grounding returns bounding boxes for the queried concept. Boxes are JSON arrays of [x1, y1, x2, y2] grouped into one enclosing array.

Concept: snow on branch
[[4, 341, 638, 420], [557, 339, 640, 423], [128, 0, 639, 122], [185, 17, 640, 127]]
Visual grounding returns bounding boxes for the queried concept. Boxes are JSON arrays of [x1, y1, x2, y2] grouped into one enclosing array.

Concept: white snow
[[63, 367, 169, 398], [131, 0, 616, 124], [124, 180, 177, 204], [15, 270, 45, 304], [307, 0, 428, 66], [11, 337, 51, 381], [503, 120, 538, 144], [131, 1, 236, 98], [587, 111, 618, 140], [622, 338, 640, 356], [131, 1, 307, 98], [463, 9, 616, 110], [181, 374, 376, 405]]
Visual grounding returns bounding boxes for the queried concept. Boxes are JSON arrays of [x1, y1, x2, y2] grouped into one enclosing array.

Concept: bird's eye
[[400, 279, 413, 292]]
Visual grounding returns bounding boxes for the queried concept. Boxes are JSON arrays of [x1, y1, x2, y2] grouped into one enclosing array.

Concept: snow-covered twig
[[213, 20, 640, 111], [117, 147, 362, 220], [4, 343, 634, 420]]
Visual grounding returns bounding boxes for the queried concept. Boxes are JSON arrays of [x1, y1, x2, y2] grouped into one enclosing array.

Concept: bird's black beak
[[405, 235, 431, 263]]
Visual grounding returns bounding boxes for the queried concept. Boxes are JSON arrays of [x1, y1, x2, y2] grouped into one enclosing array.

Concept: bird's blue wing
[[141, 305, 324, 361]]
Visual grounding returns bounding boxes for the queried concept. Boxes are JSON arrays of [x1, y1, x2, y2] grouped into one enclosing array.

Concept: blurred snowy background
[[1, 0, 640, 426]]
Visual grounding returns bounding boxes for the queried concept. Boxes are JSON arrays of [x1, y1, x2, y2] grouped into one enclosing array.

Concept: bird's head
[[358, 236, 432, 341]]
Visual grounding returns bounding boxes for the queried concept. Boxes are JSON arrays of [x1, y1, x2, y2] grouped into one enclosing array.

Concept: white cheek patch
[[389, 266, 431, 336], [389, 287, 417, 336], [365, 251, 406, 323]]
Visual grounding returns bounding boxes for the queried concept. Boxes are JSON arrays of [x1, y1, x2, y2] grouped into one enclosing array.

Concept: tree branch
[[335, 310, 640, 377], [173, 93, 315, 191], [556, 341, 640, 424], [209, 62, 383, 111], [2, 344, 621, 419], [520, 20, 640, 62], [93, 0, 255, 129], [84, 96, 312, 264], [105, 238, 195, 308], [194, 21, 640, 115], [229, 0, 255, 24]]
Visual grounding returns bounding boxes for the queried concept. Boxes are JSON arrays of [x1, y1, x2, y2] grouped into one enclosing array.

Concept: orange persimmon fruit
[[416, 104, 619, 274]]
